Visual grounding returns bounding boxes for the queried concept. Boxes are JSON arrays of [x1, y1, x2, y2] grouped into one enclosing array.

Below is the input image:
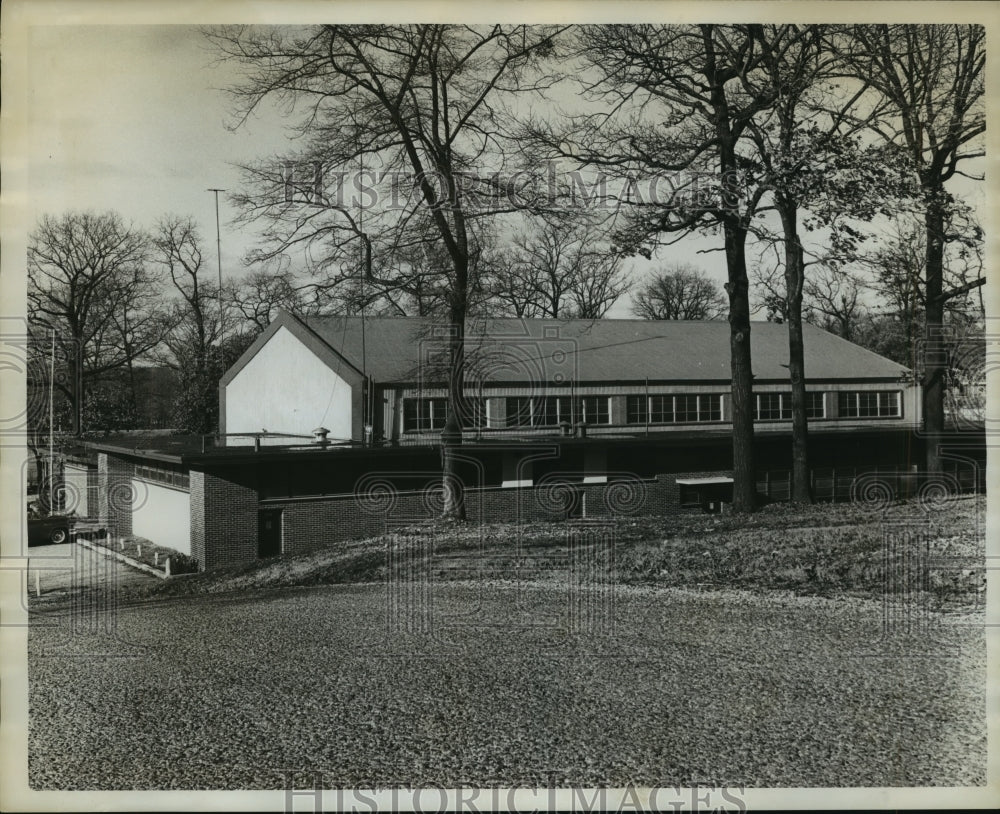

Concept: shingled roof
[[282, 313, 909, 385]]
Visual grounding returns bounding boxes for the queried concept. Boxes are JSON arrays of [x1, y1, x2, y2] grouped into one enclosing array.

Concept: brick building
[[85, 312, 979, 571]]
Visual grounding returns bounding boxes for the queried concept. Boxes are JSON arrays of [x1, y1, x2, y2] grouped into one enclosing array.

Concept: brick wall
[[259, 471, 724, 562], [189, 468, 259, 570], [97, 452, 134, 538]]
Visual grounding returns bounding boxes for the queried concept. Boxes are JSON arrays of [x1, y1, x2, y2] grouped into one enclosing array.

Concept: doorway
[[258, 509, 283, 558]]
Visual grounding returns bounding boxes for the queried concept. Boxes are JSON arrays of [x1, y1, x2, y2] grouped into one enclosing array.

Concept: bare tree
[[803, 265, 869, 342], [845, 24, 985, 473], [568, 258, 629, 319], [153, 217, 218, 371], [859, 213, 984, 386], [536, 24, 812, 511], [28, 211, 163, 435], [742, 24, 913, 503], [151, 215, 258, 434], [229, 261, 325, 332], [632, 264, 726, 320], [210, 24, 562, 518], [487, 213, 628, 319]]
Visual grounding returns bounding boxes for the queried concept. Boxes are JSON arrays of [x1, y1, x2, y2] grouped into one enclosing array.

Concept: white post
[[34, 569, 41, 598], [154, 551, 159, 566], [136, 543, 142, 557], [165, 556, 171, 577]]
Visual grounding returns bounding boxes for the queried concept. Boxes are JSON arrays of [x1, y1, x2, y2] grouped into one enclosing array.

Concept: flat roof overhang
[[675, 476, 735, 486], [83, 425, 930, 469]]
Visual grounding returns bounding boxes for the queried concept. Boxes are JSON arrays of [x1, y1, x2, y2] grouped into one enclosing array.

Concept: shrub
[[168, 553, 199, 575]]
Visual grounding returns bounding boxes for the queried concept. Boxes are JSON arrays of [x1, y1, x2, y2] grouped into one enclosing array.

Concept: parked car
[[28, 514, 72, 546]]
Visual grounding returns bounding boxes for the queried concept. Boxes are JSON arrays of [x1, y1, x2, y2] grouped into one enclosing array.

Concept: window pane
[[702, 394, 722, 421], [856, 392, 879, 417], [577, 396, 609, 424], [505, 396, 532, 428], [837, 391, 900, 419], [806, 392, 825, 418], [626, 396, 647, 424], [755, 393, 789, 421], [650, 395, 674, 423], [455, 396, 479, 428], [434, 398, 449, 430], [538, 396, 561, 426], [675, 395, 699, 422], [879, 392, 901, 417], [403, 398, 419, 431]]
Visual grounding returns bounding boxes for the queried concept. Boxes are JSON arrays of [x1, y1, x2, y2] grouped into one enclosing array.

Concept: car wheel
[[50, 528, 68, 544]]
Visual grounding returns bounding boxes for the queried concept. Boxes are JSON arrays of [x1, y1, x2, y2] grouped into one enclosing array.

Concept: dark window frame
[[133, 463, 190, 490], [837, 390, 902, 419], [625, 393, 723, 425], [402, 397, 449, 432]]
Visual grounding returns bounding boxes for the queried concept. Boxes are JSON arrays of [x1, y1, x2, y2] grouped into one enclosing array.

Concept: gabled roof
[[285, 313, 910, 384]]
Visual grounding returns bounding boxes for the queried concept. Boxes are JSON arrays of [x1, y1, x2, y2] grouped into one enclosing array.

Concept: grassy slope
[[118, 495, 985, 609]]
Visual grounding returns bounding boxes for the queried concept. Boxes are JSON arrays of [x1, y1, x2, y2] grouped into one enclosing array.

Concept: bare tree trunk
[[778, 197, 812, 503], [923, 191, 946, 475], [723, 214, 757, 512], [441, 254, 468, 521], [69, 347, 84, 436]]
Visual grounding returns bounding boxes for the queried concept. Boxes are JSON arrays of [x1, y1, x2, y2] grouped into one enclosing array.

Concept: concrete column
[[488, 397, 506, 429], [609, 395, 627, 426]]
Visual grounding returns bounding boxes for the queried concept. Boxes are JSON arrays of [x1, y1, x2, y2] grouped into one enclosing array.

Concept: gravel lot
[[28, 581, 984, 789], [26, 542, 161, 596]]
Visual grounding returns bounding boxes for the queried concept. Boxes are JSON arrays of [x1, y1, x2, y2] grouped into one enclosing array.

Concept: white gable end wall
[[225, 325, 354, 444]]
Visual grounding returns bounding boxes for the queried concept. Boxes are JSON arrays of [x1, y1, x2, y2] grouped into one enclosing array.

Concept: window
[[626, 395, 647, 424], [755, 393, 791, 421], [806, 392, 826, 419], [650, 395, 676, 423], [674, 394, 701, 422], [838, 391, 902, 418], [625, 394, 722, 424], [538, 396, 572, 426], [457, 397, 487, 429], [753, 392, 826, 420], [134, 463, 190, 489], [751, 392, 829, 421], [577, 396, 610, 425], [403, 397, 448, 432], [505, 395, 609, 428], [404, 397, 487, 431], [505, 396, 533, 428]]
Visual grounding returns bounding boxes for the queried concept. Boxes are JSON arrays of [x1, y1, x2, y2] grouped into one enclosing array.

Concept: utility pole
[[48, 329, 54, 512], [207, 188, 226, 347]]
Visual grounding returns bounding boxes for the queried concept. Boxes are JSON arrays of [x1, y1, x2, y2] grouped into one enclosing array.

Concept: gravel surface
[[26, 542, 162, 596], [28, 582, 985, 789]]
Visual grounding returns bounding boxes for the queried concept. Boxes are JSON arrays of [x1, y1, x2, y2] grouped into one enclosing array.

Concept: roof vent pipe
[[312, 427, 330, 446]]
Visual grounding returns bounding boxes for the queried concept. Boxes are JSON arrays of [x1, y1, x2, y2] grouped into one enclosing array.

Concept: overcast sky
[[23, 24, 734, 318], [27, 26, 288, 275], [21, 21, 987, 321]]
